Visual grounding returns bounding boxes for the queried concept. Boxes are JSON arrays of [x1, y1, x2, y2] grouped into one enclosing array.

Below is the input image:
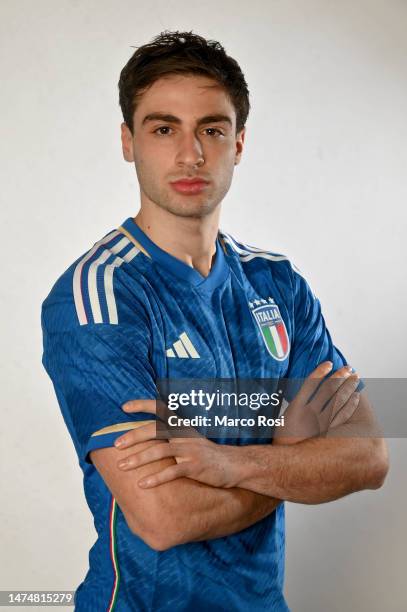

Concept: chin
[[163, 198, 219, 219], [172, 206, 218, 219]]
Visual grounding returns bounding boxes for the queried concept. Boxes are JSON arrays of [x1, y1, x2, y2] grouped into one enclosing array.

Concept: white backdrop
[[1, 1, 406, 611]]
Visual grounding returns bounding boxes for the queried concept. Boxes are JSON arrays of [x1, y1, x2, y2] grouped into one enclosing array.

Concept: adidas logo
[[166, 332, 200, 359]]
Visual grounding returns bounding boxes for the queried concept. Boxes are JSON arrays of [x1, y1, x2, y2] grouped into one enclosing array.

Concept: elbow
[[369, 460, 389, 490], [127, 511, 183, 552], [138, 530, 178, 552], [140, 529, 181, 552], [367, 439, 390, 490]]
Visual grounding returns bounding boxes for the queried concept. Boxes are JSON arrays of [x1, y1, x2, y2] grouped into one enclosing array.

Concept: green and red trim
[[107, 497, 120, 611]]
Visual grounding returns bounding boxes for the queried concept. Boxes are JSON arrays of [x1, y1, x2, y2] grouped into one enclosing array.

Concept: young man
[[41, 31, 388, 611]]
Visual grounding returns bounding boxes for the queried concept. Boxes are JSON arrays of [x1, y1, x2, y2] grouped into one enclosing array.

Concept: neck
[[134, 199, 221, 278]]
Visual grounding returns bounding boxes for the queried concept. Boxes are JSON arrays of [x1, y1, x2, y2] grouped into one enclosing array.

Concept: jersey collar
[[119, 217, 230, 292]]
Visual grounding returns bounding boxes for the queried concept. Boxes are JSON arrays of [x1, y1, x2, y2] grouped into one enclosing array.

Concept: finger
[[316, 373, 360, 423], [313, 374, 359, 433], [329, 392, 360, 428], [328, 374, 360, 418], [137, 464, 190, 488], [115, 422, 157, 449], [292, 361, 334, 406], [117, 443, 181, 470], [310, 366, 356, 411], [122, 399, 158, 414]]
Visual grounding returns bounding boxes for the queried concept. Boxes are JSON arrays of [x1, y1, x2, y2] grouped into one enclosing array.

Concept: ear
[[234, 127, 245, 166], [121, 122, 135, 162]]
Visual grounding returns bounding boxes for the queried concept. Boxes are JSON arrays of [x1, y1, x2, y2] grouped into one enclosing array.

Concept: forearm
[[155, 477, 281, 546], [187, 486, 281, 543], [135, 445, 281, 547], [233, 436, 387, 504]]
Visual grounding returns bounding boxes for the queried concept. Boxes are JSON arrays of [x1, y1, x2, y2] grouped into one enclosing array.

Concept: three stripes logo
[[166, 332, 200, 359], [249, 297, 290, 361]]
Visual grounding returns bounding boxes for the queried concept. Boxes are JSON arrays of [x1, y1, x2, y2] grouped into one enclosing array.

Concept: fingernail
[[118, 460, 128, 469], [115, 437, 125, 448]]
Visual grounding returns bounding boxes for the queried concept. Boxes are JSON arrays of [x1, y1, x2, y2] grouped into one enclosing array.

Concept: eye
[[204, 128, 224, 137], [153, 126, 173, 136]]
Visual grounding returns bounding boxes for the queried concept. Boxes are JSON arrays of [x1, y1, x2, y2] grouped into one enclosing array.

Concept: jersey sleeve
[[283, 268, 364, 402], [42, 311, 157, 465]]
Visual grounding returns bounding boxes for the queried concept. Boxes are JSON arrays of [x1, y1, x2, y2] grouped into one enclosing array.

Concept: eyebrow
[[141, 112, 233, 127]]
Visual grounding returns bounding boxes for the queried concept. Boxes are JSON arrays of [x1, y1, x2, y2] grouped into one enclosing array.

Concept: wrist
[[233, 444, 272, 489], [224, 444, 250, 488]]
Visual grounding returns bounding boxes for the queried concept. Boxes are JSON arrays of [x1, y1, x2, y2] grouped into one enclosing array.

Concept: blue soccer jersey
[[42, 217, 352, 611]]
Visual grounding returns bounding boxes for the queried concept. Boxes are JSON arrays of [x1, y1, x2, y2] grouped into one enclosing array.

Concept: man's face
[[121, 74, 245, 219]]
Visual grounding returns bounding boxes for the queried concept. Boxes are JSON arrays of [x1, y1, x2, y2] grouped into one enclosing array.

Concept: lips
[[170, 178, 209, 195]]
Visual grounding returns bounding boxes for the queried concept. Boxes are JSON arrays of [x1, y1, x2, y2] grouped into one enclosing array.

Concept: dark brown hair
[[118, 30, 250, 134]]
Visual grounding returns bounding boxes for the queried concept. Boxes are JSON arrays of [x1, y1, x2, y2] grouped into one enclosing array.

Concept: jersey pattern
[[41, 217, 351, 612]]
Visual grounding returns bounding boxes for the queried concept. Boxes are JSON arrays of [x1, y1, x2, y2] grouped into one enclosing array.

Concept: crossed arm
[[91, 436, 281, 551], [91, 384, 389, 551]]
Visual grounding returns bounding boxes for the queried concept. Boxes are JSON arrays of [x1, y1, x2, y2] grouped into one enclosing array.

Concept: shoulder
[[219, 229, 319, 310], [219, 229, 309, 285], [41, 226, 148, 334], [220, 229, 296, 270]]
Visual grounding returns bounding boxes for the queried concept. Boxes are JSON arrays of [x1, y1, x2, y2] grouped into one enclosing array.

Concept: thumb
[[122, 399, 157, 414]]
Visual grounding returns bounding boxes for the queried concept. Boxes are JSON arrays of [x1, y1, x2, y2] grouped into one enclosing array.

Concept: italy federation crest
[[249, 297, 290, 361]]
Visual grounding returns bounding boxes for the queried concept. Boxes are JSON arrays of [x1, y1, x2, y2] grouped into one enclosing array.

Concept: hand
[[273, 361, 360, 445], [114, 421, 241, 489]]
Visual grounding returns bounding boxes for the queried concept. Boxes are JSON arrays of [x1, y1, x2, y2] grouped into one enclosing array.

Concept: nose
[[176, 132, 205, 168]]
